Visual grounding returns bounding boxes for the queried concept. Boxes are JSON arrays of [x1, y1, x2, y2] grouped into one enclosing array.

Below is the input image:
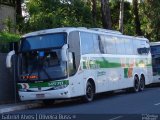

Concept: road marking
[[108, 116, 123, 120], [154, 102, 160, 106]]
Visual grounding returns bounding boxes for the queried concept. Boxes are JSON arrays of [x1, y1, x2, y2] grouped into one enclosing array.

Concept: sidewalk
[[0, 101, 42, 114]]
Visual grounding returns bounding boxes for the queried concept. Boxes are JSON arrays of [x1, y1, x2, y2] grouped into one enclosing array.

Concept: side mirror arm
[[6, 50, 15, 68]]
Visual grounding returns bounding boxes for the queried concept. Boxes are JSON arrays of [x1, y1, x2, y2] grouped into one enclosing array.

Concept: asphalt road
[[7, 85, 160, 120]]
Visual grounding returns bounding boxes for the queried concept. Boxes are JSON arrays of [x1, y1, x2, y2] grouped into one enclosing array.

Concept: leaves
[[16, 0, 160, 41], [139, 0, 160, 41], [21, 0, 94, 32], [0, 32, 20, 43]]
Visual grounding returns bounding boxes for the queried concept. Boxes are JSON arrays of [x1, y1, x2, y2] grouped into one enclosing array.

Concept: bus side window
[[81, 32, 94, 54], [93, 34, 100, 54], [124, 38, 134, 55], [116, 37, 125, 54], [135, 40, 150, 55], [105, 36, 116, 54], [68, 31, 80, 74]]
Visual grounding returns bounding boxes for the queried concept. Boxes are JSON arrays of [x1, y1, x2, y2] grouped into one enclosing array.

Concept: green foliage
[[110, 0, 134, 35], [0, 32, 20, 43], [21, 0, 98, 32], [0, 32, 20, 53], [139, 0, 160, 41], [3, 17, 15, 33], [17, 0, 160, 42]]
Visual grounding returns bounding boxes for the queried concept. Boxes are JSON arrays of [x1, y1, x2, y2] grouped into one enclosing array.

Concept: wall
[[0, 53, 16, 104], [0, 4, 16, 32]]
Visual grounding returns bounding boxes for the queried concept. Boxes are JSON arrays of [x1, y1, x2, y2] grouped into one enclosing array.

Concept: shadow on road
[[39, 90, 136, 108], [31, 83, 160, 110]]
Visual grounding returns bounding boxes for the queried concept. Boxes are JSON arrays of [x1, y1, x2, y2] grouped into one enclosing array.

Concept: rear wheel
[[83, 81, 95, 102], [133, 75, 139, 92], [139, 76, 145, 91]]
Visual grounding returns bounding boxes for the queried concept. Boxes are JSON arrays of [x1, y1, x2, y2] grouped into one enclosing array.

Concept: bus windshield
[[20, 33, 66, 52], [18, 33, 68, 82]]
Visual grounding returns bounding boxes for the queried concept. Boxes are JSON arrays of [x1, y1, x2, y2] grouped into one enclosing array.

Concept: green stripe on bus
[[82, 57, 151, 69], [17, 80, 69, 89]]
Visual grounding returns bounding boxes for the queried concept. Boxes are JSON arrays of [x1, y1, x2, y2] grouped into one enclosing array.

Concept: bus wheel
[[83, 81, 95, 102], [139, 76, 145, 91], [133, 75, 139, 92], [43, 99, 55, 106]]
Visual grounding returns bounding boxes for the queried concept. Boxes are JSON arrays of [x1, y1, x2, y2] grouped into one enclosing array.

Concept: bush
[[0, 32, 20, 43], [0, 32, 21, 53]]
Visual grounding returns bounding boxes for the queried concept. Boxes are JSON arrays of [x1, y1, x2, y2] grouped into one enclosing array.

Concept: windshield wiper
[[26, 55, 52, 81]]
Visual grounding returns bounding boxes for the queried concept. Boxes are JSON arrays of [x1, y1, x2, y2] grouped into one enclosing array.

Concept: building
[[0, 0, 16, 32]]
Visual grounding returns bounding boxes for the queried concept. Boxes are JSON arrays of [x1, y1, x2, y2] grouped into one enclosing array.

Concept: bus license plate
[[36, 94, 45, 98]]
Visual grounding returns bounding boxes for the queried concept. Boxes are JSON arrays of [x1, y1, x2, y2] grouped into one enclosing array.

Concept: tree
[[139, 0, 160, 41], [22, 0, 94, 32], [119, 0, 124, 33], [16, 0, 22, 18], [15, 0, 24, 32], [132, 0, 142, 36], [91, 0, 97, 26], [101, 0, 112, 29], [110, 0, 133, 35]]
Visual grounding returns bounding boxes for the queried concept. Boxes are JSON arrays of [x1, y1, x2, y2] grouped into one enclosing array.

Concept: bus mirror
[[6, 50, 15, 68], [61, 44, 68, 62]]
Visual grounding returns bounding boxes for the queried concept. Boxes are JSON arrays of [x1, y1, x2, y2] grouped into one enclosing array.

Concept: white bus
[[7, 27, 153, 103], [150, 42, 160, 83]]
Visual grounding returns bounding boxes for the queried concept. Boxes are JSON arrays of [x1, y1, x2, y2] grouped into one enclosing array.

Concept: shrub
[[0, 32, 21, 53]]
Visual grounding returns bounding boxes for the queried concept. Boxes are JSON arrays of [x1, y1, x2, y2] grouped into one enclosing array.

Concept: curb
[[0, 102, 42, 114]]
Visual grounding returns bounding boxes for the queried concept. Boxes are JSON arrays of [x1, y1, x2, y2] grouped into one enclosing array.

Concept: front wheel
[[83, 82, 95, 102]]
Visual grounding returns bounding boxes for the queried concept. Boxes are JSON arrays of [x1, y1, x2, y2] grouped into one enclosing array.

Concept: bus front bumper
[[18, 88, 70, 101]]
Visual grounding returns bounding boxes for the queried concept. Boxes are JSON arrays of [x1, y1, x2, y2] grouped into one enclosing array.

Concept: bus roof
[[22, 27, 149, 41]]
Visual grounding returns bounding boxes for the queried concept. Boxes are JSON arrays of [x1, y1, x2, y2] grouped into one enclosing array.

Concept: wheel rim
[[140, 78, 144, 90], [86, 85, 93, 101], [134, 77, 139, 91]]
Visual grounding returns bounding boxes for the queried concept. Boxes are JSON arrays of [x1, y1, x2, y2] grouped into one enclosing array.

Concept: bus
[[6, 27, 152, 103], [150, 42, 160, 83]]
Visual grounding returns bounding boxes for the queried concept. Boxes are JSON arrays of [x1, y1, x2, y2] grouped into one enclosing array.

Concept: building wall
[[0, 4, 16, 32]]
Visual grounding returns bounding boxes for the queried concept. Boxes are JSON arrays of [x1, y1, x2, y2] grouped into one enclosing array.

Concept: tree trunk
[[101, 0, 112, 29], [92, 0, 97, 26], [132, 0, 142, 36], [119, 0, 124, 34], [16, 0, 22, 22]]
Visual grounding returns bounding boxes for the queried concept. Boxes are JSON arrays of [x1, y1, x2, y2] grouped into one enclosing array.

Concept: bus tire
[[139, 75, 145, 91], [133, 75, 139, 92], [83, 81, 95, 102]]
